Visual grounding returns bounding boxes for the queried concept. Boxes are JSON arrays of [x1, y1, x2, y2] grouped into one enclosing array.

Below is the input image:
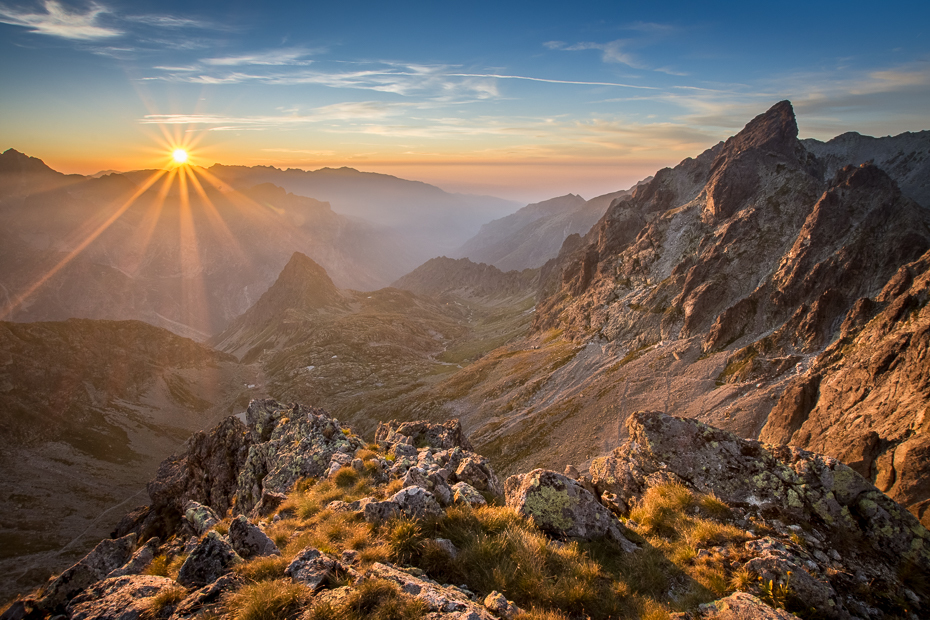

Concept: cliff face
[[6, 404, 928, 619], [760, 249, 930, 526]]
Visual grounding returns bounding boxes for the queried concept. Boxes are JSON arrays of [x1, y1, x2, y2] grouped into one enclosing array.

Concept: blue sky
[[1, 0, 928, 201]]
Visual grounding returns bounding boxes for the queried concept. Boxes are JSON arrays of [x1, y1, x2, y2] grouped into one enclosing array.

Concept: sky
[[1, 0, 928, 203]]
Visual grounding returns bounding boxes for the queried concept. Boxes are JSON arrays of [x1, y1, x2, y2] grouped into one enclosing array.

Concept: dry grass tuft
[[222, 578, 308, 620], [236, 555, 290, 582], [141, 585, 187, 619]]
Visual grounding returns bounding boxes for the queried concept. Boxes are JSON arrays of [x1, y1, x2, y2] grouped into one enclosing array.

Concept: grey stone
[[375, 420, 474, 451], [483, 590, 521, 619], [505, 469, 638, 553], [454, 456, 504, 500], [285, 547, 342, 592], [176, 531, 242, 588], [106, 537, 160, 579], [363, 499, 402, 523], [183, 501, 219, 535], [367, 563, 493, 618], [452, 482, 486, 506], [228, 515, 279, 559], [693, 592, 796, 619], [169, 573, 241, 620], [392, 486, 444, 520], [249, 491, 288, 518]]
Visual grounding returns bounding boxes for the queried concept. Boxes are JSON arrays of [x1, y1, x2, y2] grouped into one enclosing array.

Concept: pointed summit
[[704, 100, 805, 222], [725, 100, 798, 155], [258, 252, 342, 314], [209, 253, 346, 359]]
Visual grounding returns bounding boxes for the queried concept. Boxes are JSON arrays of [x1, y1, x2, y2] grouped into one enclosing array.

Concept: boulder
[[452, 482, 486, 506], [454, 456, 504, 500], [690, 591, 796, 619], [285, 547, 343, 592], [228, 515, 280, 559], [249, 491, 288, 518], [169, 573, 241, 619], [392, 486, 444, 520], [505, 470, 638, 553], [67, 575, 179, 620], [483, 590, 521, 619], [183, 501, 219, 535], [741, 538, 837, 612], [106, 537, 161, 579], [38, 533, 137, 611], [363, 499, 402, 524], [176, 531, 242, 588]]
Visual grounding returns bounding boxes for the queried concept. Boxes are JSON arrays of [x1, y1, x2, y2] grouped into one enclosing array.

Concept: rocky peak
[[719, 100, 798, 159], [704, 100, 807, 223], [270, 252, 342, 309]]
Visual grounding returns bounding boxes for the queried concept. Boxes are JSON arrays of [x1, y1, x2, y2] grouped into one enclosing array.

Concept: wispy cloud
[[545, 39, 642, 69], [124, 14, 220, 30], [0, 0, 120, 40], [150, 59, 659, 103], [202, 47, 320, 66], [140, 101, 417, 130]]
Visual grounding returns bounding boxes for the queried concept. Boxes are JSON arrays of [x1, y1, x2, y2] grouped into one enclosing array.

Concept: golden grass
[[222, 579, 308, 620]]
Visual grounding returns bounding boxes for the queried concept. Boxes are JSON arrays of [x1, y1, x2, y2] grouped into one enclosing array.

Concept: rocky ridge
[[391, 101, 930, 531], [391, 257, 539, 301], [3, 403, 927, 619]]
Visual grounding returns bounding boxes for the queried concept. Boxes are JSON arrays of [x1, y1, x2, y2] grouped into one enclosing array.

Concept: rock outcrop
[[592, 410, 930, 619], [6, 403, 929, 620], [67, 575, 180, 620], [760, 249, 930, 527], [505, 469, 638, 552]]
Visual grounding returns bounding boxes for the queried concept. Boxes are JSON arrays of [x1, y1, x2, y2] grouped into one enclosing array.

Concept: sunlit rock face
[[415, 101, 930, 529]]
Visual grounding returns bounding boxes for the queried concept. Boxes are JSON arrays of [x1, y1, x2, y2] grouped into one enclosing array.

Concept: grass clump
[[236, 555, 290, 582], [627, 483, 752, 605], [141, 585, 187, 619], [333, 466, 360, 488], [222, 579, 308, 620], [144, 554, 185, 579]]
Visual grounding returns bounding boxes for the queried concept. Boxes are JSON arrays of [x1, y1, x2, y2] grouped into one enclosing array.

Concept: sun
[[172, 149, 188, 164]]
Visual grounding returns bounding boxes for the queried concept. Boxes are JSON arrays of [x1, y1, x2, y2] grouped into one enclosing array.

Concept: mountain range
[[2, 100, 930, 609]]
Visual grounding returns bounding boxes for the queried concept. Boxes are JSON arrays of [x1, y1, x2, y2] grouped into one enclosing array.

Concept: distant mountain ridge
[[454, 184, 649, 272], [0, 152, 417, 337], [392, 256, 538, 300], [203, 162, 520, 263]]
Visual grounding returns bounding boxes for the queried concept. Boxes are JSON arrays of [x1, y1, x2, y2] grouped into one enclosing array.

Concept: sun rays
[[0, 125, 290, 336]]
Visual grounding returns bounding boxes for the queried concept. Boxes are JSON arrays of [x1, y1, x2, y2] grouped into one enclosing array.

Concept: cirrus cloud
[[0, 0, 120, 40]]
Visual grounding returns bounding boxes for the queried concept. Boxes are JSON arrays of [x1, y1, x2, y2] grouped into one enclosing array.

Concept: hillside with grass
[[4, 400, 927, 620]]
